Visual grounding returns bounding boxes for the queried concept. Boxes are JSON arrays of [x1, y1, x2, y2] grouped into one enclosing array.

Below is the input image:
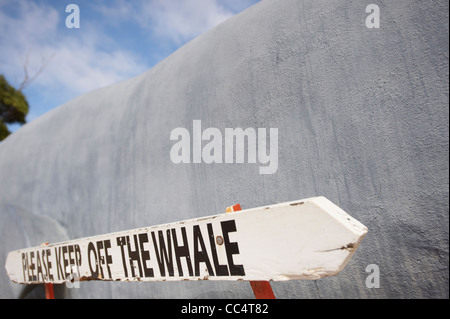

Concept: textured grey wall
[[0, 0, 448, 298]]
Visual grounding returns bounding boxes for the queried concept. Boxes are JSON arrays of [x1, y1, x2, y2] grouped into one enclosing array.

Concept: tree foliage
[[0, 75, 29, 141]]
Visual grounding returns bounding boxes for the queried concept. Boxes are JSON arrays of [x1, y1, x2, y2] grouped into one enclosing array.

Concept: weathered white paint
[[5, 197, 367, 285]]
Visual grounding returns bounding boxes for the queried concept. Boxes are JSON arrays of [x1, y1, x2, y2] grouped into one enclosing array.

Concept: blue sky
[[0, 0, 259, 133]]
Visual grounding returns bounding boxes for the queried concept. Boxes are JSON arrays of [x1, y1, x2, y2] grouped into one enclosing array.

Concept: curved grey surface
[[0, 0, 448, 298]]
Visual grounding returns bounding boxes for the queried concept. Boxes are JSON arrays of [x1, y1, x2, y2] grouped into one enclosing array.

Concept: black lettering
[[36, 250, 43, 282], [41, 250, 48, 280], [96, 241, 105, 278], [74, 245, 81, 276], [62, 246, 69, 279], [151, 230, 174, 277], [117, 236, 128, 277], [55, 247, 64, 280], [46, 249, 53, 281], [87, 242, 99, 278], [193, 225, 214, 277], [171, 227, 193, 277], [221, 220, 245, 276], [29, 251, 36, 281], [68, 245, 75, 276], [103, 240, 113, 279], [138, 233, 154, 278], [22, 253, 27, 282], [207, 223, 229, 276], [127, 235, 143, 277]]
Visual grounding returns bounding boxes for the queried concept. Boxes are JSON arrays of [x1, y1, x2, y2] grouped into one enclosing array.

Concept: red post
[[44, 283, 55, 299], [249, 281, 276, 299], [41, 243, 55, 299], [225, 204, 276, 299]]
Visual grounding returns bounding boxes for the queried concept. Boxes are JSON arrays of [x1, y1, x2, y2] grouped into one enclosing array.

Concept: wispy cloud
[[0, 0, 259, 124], [140, 0, 234, 45], [92, 0, 250, 45], [0, 0, 147, 98]]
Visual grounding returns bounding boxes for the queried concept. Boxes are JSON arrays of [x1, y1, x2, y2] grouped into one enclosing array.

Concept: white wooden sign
[[5, 197, 367, 284]]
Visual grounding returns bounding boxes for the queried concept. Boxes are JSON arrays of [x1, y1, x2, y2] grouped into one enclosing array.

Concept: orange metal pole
[[225, 204, 276, 299], [41, 243, 55, 299], [44, 283, 55, 299]]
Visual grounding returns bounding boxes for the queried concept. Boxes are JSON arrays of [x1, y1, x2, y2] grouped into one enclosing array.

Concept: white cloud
[[0, 0, 259, 125], [140, 0, 234, 45], [40, 44, 145, 94], [0, 1, 58, 85], [92, 0, 254, 45], [0, 0, 147, 98]]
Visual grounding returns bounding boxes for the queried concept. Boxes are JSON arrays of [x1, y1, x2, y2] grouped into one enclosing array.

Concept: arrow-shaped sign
[[5, 197, 367, 284]]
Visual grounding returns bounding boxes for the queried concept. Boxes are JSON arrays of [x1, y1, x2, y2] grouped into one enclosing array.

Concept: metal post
[[41, 243, 55, 299], [226, 204, 276, 299]]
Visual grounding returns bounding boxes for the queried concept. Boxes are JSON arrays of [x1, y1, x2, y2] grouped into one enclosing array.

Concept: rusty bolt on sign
[[216, 236, 224, 245]]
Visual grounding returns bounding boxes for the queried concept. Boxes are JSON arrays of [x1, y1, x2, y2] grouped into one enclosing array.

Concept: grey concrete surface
[[0, 0, 448, 298]]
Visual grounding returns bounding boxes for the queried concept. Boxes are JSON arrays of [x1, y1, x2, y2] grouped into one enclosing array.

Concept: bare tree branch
[[18, 51, 54, 91]]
